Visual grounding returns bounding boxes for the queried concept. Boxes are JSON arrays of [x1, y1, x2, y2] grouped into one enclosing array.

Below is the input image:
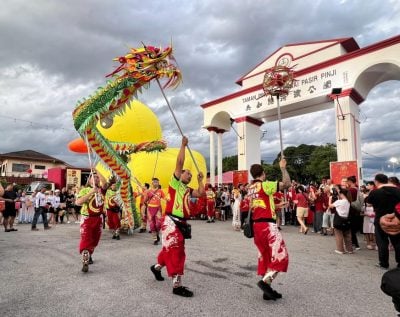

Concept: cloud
[[0, 0, 399, 182]]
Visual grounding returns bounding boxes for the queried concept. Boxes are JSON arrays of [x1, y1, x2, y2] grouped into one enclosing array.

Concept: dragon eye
[[100, 116, 113, 129]]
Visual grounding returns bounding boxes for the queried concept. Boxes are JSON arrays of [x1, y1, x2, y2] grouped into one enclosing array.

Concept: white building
[[201, 35, 400, 185], [0, 150, 67, 180]]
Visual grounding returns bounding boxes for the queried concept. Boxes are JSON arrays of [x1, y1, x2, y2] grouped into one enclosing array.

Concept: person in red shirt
[[205, 185, 216, 223], [293, 185, 309, 234], [144, 178, 166, 245], [273, 190, 286, 230], [313, 187, 326, 233], [248, 158, 291, 301], [239, 183, 250, 229], [137, 183, 150, 233]]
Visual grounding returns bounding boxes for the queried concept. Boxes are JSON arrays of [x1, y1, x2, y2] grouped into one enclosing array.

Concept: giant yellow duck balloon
[[68, 99, 207, 208]]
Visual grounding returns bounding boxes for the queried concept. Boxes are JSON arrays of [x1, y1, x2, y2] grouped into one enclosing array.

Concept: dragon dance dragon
[[72, 45, 181, 232]]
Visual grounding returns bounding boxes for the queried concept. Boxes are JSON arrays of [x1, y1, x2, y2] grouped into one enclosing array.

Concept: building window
[[12, 163, 30, 172], [34, 165, 46, 170]]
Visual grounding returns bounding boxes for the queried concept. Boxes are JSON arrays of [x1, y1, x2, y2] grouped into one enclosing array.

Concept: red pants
[[253, 222, 289, 275], [107, 210, 120, 230], [148, 206, 161, 233], [140, 204, 147, 229], [79, 216, 102, 254], [157, 216, 185, 277], [206, 201, 215, 217]]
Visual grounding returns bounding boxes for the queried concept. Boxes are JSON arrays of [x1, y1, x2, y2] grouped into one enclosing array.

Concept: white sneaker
[[334, 250, 344, 254], [67, 221, 71, 224], [75, 221, 80, 224]]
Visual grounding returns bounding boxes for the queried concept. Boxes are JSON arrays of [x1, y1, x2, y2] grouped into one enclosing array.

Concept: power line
[[362, 150, 386, 159], [0, 114, 69, 131]]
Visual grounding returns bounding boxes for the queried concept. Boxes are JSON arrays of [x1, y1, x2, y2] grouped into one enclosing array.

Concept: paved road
[[0, 220, 397, 317]]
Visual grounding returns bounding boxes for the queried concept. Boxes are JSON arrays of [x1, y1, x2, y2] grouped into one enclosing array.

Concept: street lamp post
[[389, 157, 398, 176]]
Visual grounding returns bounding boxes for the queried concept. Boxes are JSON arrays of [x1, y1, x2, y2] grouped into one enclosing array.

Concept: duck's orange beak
[[68, 138, 88, 154]]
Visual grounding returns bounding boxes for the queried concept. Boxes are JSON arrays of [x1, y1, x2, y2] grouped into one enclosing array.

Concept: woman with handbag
[[329, 188, 353, 254]]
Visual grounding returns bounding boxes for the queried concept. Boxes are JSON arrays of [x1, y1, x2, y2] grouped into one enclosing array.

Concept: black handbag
[[333, 214, 351, 231], [169, 216, 192, 239], [243, 210, 253, 238]]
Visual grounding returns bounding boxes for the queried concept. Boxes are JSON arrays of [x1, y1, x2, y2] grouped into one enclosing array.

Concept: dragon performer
[[72, 45, 181, 236]]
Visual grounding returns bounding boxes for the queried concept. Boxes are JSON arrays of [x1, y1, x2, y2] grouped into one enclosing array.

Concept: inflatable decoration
[[69, 100, 207, 189], [72, 45, 181, 233]]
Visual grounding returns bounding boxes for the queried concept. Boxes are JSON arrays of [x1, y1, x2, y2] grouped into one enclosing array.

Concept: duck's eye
[[100, 116, 113, 129]]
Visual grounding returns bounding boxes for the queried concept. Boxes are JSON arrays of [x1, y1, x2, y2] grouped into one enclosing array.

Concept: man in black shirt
[[368, 174, 400, 269], [380, 204, 400, 315], [1, 184, 19, 232]]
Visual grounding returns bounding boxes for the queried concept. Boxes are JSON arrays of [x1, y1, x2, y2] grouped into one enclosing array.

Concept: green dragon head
[[72, 45, 181, 133]]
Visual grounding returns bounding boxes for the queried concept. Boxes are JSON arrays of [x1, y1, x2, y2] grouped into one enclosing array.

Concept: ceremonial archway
[[201, 35, 400, 185]]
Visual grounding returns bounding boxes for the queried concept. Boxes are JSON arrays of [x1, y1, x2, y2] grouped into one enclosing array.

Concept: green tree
[[221, 143, 337, 184], [261, 163, 281, 180], [222, 155, 238, 172], [273, 144, 317, 183], [306, 143, 337, 181]]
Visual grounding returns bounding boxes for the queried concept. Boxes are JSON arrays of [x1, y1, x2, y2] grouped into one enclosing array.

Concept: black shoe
[[150, 265, 164, 281], [139, 228, 146, 233], [263, 293, 276, 300], [173, 286, 193, 297], [156, 234, 160, 242], [206, 220, 211, 223], [116, 235, 120, 240], [31, 228, 39, 231], [257, 280, 277, 300], [271, 288, 282, 298], [153, 240, 159, 245], [89, 256, 93, 265], [5, 229, 11, 232], [375, 263, 389, 269], [112, 235, 116, 239]]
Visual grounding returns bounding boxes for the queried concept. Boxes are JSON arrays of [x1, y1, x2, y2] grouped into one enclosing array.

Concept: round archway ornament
[[262, 66, 295, 97]]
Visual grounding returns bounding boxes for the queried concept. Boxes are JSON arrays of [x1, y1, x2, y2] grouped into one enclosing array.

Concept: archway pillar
[[206, 127, 219, 187], [334, 93, 362, 179], [217, 131, 224, 186], [235, 116, 263, 172]]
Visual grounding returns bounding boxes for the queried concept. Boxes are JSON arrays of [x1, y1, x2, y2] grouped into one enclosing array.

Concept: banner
[[66, 169, 81, 187], [330, 161, 358, 185], [233, 170, 248, 187]]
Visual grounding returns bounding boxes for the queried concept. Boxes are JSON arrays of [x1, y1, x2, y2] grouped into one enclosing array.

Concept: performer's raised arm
[[192, 172, 205, 198], [174, 136, 188, 180], [278, 158, 291, 191]]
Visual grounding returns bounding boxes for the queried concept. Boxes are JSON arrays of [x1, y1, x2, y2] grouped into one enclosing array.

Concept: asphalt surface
[[0, 219, 397, 317]]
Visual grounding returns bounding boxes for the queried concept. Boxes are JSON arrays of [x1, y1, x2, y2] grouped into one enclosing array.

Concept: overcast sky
[[0, 0, 399, 181]]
